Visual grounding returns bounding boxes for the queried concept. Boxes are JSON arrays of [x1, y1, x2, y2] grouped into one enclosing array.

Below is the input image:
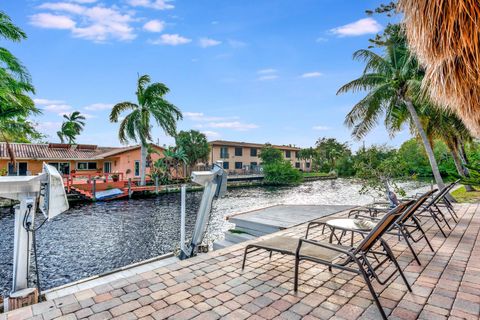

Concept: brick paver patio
[[2, 203, 479, 320]]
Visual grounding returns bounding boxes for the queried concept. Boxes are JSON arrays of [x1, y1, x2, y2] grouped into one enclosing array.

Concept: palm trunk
[[450, 143, 474, 192], [140, 143, 147, 186], [404, 100, 450, 197]]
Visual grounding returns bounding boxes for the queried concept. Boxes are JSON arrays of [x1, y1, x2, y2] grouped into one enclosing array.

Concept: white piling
[[180, 184, 186, 252]]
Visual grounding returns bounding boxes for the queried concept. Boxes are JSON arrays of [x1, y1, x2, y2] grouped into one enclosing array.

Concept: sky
[[5, 0, 411, 150]]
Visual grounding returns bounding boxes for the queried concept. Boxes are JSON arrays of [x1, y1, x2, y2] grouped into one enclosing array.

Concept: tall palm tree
[[0, 11, 40, 171], [57, 111, 86, 144], [337, 27, 447, 192], [110, 75, 182, 185]]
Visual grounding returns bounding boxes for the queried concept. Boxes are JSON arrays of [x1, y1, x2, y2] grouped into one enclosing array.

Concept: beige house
[[208, 140, 311, 174]]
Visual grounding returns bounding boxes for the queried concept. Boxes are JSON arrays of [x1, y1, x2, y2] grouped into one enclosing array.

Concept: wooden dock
[[214, 204, 355, 249]]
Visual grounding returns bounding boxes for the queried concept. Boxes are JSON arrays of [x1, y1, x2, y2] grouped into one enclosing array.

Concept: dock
[[214, 204, 355, 248]]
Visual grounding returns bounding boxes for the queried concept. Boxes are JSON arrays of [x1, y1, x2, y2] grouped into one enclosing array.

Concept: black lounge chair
[[242, 201, 414, 320]]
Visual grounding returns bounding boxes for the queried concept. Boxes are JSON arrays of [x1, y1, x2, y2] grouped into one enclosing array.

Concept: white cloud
[[30, 13, 76, 29], [257, 68, 277, 74], [150, 33, 191, 45], [207, 121, 258, 131], [35, 121, 62, 131], [316, 37, 328, 43], [38, 2, 85, 14], [301, 72, 323, 78], [31, 2, 136, 42], [330, 18, 382, 37], [257, 75, 278, 81], [201, 130, 220, 139], [312, 125, 330, 131], [34, 98, 66, 105], [127, 0, 174, 10], [84, 103, 113, 111], [44, 104, 72, 112], [199, 37, 221, 48], [143, 20, 165, 32]]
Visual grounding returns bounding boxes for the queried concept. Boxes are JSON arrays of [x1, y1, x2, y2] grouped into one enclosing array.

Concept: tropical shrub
[[263, 160, 303, 186]]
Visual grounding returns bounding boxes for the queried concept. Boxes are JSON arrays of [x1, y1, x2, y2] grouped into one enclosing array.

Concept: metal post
[[180, 184, 186, 253], [155, 177, 159, 195], [12, 194, 36, 292], [128, 178, 132, 199], [92, 179, 96, 201]]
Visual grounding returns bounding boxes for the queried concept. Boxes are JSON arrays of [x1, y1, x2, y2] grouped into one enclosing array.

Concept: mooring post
[[128, 178, 132, 199], [155, 176, 159, 195], [180, 184, 186, 253], [92, 179, 96, 201]]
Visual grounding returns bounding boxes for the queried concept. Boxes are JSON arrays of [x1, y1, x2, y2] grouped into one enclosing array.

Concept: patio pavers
[[3, 203, 480, 320]]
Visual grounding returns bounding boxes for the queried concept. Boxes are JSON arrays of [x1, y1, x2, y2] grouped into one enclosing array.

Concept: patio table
[[325, 218, 377, 246]]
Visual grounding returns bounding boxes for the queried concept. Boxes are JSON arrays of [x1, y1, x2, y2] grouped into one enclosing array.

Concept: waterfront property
[[208, 140, 312, 174], [4, 202, 478, 319], [0, 142, 165, 180]]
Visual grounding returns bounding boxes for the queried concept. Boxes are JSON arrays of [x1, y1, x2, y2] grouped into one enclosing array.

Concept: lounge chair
[[349, 190, 437, 265], [242, 201, 414, 320]]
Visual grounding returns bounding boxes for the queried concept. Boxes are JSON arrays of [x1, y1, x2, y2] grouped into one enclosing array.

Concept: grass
[[451, 185, 480, 203]]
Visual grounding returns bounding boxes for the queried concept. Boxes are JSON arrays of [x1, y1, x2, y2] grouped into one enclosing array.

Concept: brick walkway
[[2, 203, 479, 320]]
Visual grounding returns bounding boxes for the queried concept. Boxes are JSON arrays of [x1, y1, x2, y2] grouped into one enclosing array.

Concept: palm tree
[[57, 111, 86, 144], [422, 108, 475, 191], [110, 75, 182, 185], [337, 27, 448, 192], [0, 11, 40, 171]]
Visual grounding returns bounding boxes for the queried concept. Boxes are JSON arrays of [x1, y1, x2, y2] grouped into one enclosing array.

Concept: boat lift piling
[[179, 162, 226, 260]]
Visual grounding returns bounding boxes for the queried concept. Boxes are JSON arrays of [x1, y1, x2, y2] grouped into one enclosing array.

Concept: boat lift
[[179, 161, 227, 259], [0, 163, 69, 311]]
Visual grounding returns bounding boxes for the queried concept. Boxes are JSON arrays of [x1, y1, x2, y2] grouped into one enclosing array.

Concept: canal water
[[0, 179, 429, 295]]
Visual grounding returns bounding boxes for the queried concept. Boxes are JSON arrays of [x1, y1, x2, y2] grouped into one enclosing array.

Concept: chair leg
[[399, 227, 421, 265], [414, 217, 435, 252], [382, 241, 412, 292], [269, 251, 273, 259], [429, 208, 447, 237], [242, 246, 250, 270], [355, 259, 388, 320], [294, 255, 300, 292], [305, 223, 311, 239]]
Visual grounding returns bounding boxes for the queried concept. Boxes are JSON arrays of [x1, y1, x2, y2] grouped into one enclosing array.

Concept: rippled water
[[0, 178, 429, 295]]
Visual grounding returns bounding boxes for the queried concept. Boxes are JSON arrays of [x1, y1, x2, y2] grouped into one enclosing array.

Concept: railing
[[65, 172, 125, 192]]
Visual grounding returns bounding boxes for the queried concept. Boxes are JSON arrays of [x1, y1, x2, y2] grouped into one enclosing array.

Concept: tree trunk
[[404, 100, 450, 197], [140, 143, 147, 186]]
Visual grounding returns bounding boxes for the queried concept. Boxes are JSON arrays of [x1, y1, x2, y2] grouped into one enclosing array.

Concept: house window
[[104, 161, 112, 173], [250, 162, 257, 167], [235, 147, 243, 156], [8, 162, 28, 176], [250, 148, 257, 157], [306, 162, 311, 168], [77, 162, 97, 170], [223, 162, 229, 169], [285, 150, 291, 158], [134, 161, 140, 176], [220, 147, 229, 158], [235, 162, 243, 169], [48, 162, 70, 175], [295, 162, 300, 168]]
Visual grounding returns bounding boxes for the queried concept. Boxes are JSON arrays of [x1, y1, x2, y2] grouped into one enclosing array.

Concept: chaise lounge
[[241, 201, 414, 320]]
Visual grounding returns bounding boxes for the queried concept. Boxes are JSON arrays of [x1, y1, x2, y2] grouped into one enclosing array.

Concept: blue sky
[[5, 0, 410, 149]]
